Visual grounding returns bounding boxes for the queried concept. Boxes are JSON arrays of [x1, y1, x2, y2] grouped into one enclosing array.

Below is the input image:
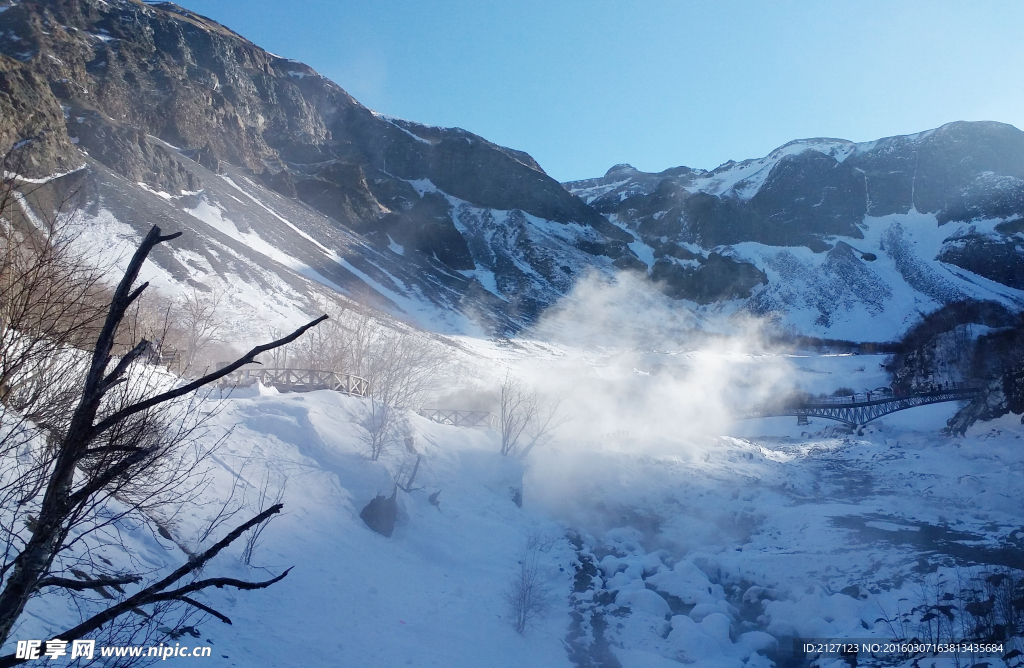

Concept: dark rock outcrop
[[360, 488, 398, 537], [946, 369, 1024, 436], [938, 232, 1024, 290], [650, 252, 767, 304], [885, 300, 1016, 395], [682, 150, 867, 248]]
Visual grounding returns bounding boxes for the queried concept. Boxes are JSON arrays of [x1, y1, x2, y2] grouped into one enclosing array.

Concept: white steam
[[460, 270, 805, 538], [507, 270, 795, 449]]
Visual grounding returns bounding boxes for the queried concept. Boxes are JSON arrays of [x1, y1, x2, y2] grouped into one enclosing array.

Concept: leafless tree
[[241, 469, 286, 566], [174, 286, 227, 373], [499, 372, 534, 456], [193, 435, 246, 546], [359, 398, 400, 462], [519, 397, 570, 459], [291, 296, 350, 371], [250, 293, 450, 462], [498, 372, 569, 457], [347, 315, 451, 461], [367, 327, 448, 407], [260, 326, 291, 369], [504, 531, 552, 634], [0, 162, 109, 456], [0, 197, 326, 663], [267, 295, 452, 409]]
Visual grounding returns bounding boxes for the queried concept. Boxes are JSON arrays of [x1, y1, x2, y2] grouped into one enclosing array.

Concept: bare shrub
[[499, 371, 569, 457], [261, 300, 453, 460], [259, 325, 292, 369], [360, 399, 400, 462], [251, 297, 452, 461], [174, 286, 227, 374], [338, 311, 451, 461], [290, 296, 350, 371], [241, 470, 287, 566], [873, 566, 1024, 651], [354, 315, 450, 410], [505, 531, 554, 634]]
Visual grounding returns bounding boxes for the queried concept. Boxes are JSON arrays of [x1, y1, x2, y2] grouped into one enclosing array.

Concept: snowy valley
[[10, 331, 1024, 668], [1, 1, 1024, 668]]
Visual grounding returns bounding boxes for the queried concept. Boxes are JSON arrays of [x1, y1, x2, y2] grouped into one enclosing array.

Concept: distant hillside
[[566, 124, 1024, 340]]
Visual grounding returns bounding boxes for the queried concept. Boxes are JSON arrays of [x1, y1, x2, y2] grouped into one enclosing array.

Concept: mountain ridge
[[1, 0, 1022, 341], [0, 0, 640, 333], [565, 121, 1024, 338]]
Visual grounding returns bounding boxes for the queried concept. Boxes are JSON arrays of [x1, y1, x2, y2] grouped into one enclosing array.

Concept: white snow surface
[[8, 335, 1024, 667], [7, 150, 1024, 665], [726, 210, 1024, 341]]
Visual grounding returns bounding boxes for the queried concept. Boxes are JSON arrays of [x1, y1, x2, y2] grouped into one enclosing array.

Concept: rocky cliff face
[[567, 125, 1024, 339], [0, 0, 636, 332], [1, 0, 1022, 340], [569, 123, 1024, 254]]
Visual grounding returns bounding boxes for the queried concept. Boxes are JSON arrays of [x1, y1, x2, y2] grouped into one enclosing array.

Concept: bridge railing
[[417, 409, 496, 428], [788, 383, 983, 408], [737, 384, 984, 426], [223, 367, 370, 397]]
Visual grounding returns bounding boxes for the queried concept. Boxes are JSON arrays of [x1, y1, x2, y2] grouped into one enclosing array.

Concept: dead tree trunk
[[0, 224, 326, 656]]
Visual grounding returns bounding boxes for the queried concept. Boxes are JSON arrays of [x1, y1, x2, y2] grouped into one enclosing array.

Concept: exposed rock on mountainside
[[0, 0, 635, 332], [567, 124, 1024, 339], [650, 251, 766, 304], [570, 123, 1024, 251], [946, 368, 1024, 436], [1, 0, 1023, 340], [937, 230, 1024, 289]]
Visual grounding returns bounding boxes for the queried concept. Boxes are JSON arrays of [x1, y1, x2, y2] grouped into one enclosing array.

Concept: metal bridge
[[736, 386, 982, 428], [417, 409, 496, 428], [224, 368, 370, 397]]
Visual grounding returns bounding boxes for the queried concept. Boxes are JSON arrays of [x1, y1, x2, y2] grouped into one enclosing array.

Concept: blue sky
[[179, 0, 1024, 182]]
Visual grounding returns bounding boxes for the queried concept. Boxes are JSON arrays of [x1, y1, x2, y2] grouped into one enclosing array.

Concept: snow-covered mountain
[[566, 123, 1024, 341], [6, 4, 1024, 667], [0, 0, 638, 336], [2, 0, 1023, 343]]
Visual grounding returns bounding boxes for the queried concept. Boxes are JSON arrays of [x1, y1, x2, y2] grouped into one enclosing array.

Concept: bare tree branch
[[150, 568, 292, 602], [35, 574, 141, 592], [100, 339, 153, 391], [92, 316, 327, 437], [0, 504, 288, 667], [0, 208, 322, 654], [175, 596, 232, 625]]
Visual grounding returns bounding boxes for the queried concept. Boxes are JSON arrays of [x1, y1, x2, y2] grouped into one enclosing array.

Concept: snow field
[[9, 351, 1024, 667]]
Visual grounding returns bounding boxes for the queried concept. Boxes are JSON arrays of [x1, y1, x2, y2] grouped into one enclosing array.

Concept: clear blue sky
[[178, 0, 1024, 182]]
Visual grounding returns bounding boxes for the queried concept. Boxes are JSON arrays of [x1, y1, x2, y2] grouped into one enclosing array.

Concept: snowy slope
[[731, 211, 1024, 341], [45, 152, 621, 343], [9, 347, 1024, 667]]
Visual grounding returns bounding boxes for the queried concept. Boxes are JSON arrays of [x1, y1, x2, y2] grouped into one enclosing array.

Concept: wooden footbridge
[[223, 368, 370, 397], [737, 385, 982, 428], [417, 409, 496, 428]]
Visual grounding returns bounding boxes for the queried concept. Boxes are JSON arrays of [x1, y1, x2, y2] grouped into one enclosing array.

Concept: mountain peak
[[605, 163, 639, 178]]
